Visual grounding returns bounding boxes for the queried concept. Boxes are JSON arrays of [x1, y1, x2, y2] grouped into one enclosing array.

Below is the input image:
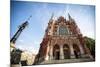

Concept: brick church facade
[[34, 14, 93, 64]]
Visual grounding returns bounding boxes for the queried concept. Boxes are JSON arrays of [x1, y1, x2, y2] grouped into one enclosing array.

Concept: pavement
[[39, 58, 95, 65], [11, 64, 21, 67]]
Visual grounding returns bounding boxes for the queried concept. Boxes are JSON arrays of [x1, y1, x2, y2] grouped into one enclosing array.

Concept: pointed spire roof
[[49, 13, 54, 23], [51, 13, 54, 20], [68, 13, 72, 20], [68, 13, 75, 22]]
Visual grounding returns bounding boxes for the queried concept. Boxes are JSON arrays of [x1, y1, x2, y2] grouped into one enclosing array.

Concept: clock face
[[59, 26, 69, 35]]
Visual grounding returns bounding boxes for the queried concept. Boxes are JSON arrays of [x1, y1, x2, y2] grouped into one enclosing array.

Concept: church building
[[34, 14, 93, 64]]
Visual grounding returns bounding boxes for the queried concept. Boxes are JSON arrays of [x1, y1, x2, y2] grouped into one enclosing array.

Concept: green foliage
[[84, 36, 95, 58]]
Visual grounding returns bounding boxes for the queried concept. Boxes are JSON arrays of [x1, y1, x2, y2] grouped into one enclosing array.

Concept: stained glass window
[[59, 26, 69, 35]]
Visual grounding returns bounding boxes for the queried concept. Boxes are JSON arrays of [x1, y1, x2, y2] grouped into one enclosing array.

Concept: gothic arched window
[[59, 26, 69, 35]]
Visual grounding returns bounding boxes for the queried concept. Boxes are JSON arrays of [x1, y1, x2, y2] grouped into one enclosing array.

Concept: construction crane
[[10, 16, 32, 65], [10, 21, 28, 43], [10, 21, 29, 49], [10, 16, 32, 49]]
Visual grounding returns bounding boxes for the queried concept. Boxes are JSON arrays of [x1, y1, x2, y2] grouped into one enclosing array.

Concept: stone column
[[69, 44, 75, 58], [60, 45, 64, 59], [78, 44, 85, 58], [45, 45, 49, 61], [79, 45, 84, 54], [49, 46, 53, 60]]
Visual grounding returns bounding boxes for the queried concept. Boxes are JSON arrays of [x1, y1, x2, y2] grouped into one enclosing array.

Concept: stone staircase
[[39, 58, 94, 65]]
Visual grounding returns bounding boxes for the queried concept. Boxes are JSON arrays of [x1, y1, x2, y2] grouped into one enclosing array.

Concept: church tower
[[34, 14, 93, 64]]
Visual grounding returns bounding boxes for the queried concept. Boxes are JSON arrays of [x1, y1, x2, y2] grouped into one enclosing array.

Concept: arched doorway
[[53, 44, 60, 60], [73, 44, 81, 58], [63, 44, 70, 59]]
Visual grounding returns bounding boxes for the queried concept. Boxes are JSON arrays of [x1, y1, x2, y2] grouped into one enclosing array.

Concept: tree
[[84, 36, 95, 58]]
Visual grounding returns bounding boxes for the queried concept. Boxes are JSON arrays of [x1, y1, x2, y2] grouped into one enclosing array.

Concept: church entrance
[[63, 44, 70, 59], [73, 44, 81, 58], [55, 51, 60, 60], [53, 45, 60, 60]]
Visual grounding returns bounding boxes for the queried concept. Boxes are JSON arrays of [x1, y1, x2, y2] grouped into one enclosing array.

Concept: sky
[[10, 1, 95, 54]]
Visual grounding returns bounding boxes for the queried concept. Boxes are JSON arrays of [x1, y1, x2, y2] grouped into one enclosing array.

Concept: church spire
[[49, 13, 54, 23], [68, 13, 72, 21], [51, 13, 54, 20], [68, 13, 74, 23]]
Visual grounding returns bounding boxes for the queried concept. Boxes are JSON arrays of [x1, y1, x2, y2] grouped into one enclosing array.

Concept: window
[[59, 26, 69, 35]]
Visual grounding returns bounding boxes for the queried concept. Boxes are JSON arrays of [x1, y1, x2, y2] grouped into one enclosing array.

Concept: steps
[[39, 58, 94, 65]]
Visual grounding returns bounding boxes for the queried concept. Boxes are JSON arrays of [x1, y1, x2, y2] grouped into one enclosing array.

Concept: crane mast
[[10, 16, 32, 48], [10, 21, 28, 44]]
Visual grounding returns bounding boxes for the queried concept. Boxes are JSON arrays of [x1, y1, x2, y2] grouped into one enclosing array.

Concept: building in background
[[21, 51, 36, 66]]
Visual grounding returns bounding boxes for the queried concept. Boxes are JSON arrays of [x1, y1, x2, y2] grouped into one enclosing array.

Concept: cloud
[[16, 44, 38, 54]]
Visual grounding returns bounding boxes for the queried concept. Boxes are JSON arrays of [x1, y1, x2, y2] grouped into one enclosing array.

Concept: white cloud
[[16, 43, 39, 54]]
